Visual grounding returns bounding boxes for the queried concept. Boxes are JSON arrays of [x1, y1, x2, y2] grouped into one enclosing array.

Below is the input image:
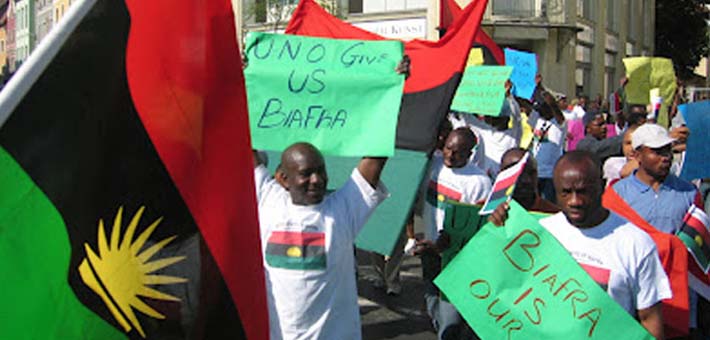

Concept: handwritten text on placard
[[244, 33, 404, 156]]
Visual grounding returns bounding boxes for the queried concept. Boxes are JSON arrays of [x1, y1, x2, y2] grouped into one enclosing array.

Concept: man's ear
[[630, 148, 640, 161], [275, 171, 289, 190]]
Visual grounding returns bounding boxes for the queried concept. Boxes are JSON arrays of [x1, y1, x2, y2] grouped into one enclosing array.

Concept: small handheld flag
[[677, 205, 710, 273], [479, 152, 529, 215]]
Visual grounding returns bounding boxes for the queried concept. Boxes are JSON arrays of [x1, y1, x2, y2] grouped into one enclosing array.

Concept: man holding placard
[[490, 151, 671, 339], [415, 127, 491, 340], [253, 144, 388, 340], [246, 34, 410, 339]]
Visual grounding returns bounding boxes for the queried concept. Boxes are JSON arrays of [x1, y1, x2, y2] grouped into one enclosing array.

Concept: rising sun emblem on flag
[[78, 206, 187, 338]]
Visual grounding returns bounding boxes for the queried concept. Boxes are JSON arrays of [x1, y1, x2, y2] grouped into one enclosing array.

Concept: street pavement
[[357, 249, 437, 340]]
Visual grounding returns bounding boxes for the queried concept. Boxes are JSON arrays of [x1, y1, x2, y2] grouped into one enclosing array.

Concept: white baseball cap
[[631, 123, 676, 150]]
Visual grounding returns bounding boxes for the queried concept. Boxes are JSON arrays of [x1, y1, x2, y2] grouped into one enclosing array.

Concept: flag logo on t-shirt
[[579, 263, 611, 291], [677, 205, 710, 273], [266, 231, 327, 270], [426, 180, 463, 207]]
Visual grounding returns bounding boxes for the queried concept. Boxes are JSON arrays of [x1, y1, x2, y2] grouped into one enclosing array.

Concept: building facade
[[14, 0, 35, 68], [53, 0, 71, 24], [6, 0, 15, 74], [35, 0, 53, 44], [0, 28, 7, 74], [240, 0, 655, 99]]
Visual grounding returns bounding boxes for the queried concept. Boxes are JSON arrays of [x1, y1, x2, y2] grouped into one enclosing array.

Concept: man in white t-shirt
[[490, 151, 671, 339], [448, 101, 520, 178], [528, 93, 566, 203], [253, 143, 388, 340], [415, 127, 492, 340]]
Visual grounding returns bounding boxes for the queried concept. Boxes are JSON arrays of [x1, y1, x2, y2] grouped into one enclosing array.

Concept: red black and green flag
[[479, 153, 529, 215], [285, 0, 488, 153], [677, 205, 710, 273], [0, 0, 267, 339], [265, 231, 327, 270]]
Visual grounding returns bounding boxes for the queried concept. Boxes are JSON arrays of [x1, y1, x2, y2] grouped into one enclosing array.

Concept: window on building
[[627, 0, 636, 38], [643, 0, 652, 46], [361, 0, 426, 13], [607, 0, 617, 32], [577, 0, 595, 21], [348, 0, 362, 13], [492, 0, 536, 18]]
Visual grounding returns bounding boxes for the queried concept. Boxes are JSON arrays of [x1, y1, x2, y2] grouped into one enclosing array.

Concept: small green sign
[[450, 65, 513, 117], [434, 200, 653, 340], [244, 32, 405, 157]]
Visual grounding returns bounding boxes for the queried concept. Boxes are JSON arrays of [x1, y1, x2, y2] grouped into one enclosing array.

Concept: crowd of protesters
[[253, 72, 709, 340]]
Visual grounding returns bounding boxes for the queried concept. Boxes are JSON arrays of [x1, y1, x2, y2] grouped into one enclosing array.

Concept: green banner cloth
[[266, 149, 428, 256], [434, 200, 653, 340], [623, 57, 676, 127], [450, 66, 513, 117], [244, 32, 405, 157]]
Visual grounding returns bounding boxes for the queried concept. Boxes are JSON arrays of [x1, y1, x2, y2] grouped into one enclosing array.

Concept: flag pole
[[0, 0, 96, 129]]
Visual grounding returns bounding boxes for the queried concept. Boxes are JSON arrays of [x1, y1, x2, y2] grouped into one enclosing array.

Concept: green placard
[[265, 149, 429, 256], [450, 65, 513, 117], [623, 57, 676, 127], [434, 200, 653, 340], [441, 202, 487, 269], [244, 32, 405, 157]]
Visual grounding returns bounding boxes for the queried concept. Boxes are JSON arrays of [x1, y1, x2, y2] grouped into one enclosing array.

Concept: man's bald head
[[553, 151, 601, 181], [280, 142, 328, 205], [553, 150, 607, 228], [282, 142, 323, 167]]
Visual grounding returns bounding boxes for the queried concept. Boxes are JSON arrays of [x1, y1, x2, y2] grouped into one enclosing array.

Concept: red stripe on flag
[[579, 263, 610, 286], [125, 0, 268, 338], [269, 231, 326, 246], [491, 167, 524, 192], [685, 215, 710, 241], [429, 180, 463, 201]]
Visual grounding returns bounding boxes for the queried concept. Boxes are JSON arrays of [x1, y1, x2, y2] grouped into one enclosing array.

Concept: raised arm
[[357, 157, 387, 189]]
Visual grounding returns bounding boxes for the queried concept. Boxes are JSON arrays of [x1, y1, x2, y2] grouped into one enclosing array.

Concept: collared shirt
[[613, 171, 699, 234]]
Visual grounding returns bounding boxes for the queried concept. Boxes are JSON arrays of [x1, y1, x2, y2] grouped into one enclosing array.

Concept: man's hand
[[395, 55, 411, 79], [358, 157, 387, 189], [505, 79, 512, 97], [669, 125, 689, 143], [488, 202, 510, 227], [435, 231, 451, 252], [670, 126, 689, 153], [413, 239, 437, 255]]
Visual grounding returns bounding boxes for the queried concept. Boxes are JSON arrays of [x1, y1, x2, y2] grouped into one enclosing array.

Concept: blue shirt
[[613, 171, 698, 234]]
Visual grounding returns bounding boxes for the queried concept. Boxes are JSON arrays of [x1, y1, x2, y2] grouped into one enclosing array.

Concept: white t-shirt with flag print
[[539, 212, 672, 315], [254, 165, 388, 340], [422, 155, 491, 241]]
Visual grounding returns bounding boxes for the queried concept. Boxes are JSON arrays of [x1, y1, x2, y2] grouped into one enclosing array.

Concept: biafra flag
[[285, 0, 488, 153], [0, 0, 267, 339]]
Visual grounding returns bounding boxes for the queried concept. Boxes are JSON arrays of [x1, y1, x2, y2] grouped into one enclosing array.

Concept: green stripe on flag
[[679, 232, 710, 269], [0, 147, 125, 339], [265, 254, 327, 270]]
